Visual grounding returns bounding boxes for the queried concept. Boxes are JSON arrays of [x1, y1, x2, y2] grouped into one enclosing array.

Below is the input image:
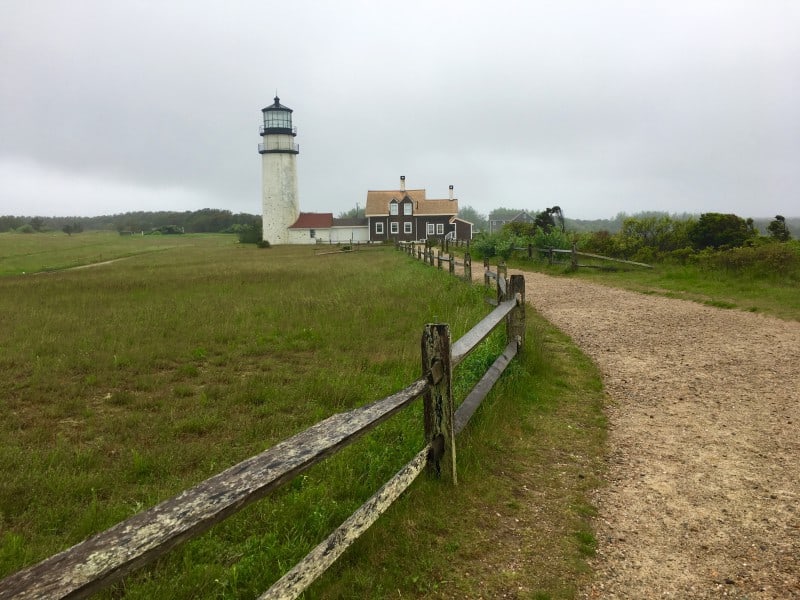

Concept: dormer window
[[403, 203, 412, 216], [389, 201, 399, 216]]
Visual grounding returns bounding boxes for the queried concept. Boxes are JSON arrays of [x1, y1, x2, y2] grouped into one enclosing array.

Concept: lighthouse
[[259, 96, 300, 244]]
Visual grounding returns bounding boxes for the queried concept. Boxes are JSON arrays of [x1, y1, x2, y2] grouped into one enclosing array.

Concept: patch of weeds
[[127, 450, 160, 483], [172, 384, 194, 398], [177, 363, 199, 378], [574, 528, 597, 557], [0, 532, 32, 575], [173, 414, 221, 437], [113, 354, 131, 369], [704, 299, 736, 309], [108, 390, 135, 406]]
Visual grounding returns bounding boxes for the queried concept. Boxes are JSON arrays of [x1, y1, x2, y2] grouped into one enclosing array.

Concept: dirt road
[[512, 270, 800, 599]]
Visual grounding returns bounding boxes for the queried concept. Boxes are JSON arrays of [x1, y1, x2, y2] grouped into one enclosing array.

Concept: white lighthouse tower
[[259, 96, 300, 244]]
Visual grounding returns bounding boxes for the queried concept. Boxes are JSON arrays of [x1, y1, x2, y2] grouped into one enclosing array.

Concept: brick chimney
[[449, 185, 454, 200], [400, 175, 406, 192]]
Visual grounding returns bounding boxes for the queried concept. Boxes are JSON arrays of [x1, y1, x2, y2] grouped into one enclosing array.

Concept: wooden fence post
[[527, 243, 533, 259], [437, 250, 442, 270], [464, 253, 472, 282], [421, 324, 456, 483], [506, 275, 526, 350], [499, 261, 507, 281], [496, 273, 507, 306], [571, 242, 578, 270], [448, 253, 455, 276], [483, 258, 490, 287]]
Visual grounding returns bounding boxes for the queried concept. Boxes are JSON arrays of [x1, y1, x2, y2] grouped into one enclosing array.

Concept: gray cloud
[[1, 1, 798, 219]]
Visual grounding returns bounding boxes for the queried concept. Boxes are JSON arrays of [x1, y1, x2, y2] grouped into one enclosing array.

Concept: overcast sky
[[2, 1, 798, 220]]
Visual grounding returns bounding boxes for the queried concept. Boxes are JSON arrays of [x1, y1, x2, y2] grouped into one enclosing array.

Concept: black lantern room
[[260, 96, 296, 136]]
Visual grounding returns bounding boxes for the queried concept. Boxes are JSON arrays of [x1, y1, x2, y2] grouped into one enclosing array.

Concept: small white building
[[285, 213, 369, 245]]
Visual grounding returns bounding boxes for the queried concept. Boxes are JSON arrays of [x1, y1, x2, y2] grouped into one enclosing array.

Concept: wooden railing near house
[[395, 241, 474, 283], [0, 265, 526, 600]]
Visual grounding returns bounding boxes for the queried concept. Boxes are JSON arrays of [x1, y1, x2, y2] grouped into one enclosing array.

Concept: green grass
[[0, 233, 606, 599], [0, 230, 197, 275]]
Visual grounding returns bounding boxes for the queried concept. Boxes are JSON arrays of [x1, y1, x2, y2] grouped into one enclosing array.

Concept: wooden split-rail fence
[[395, 240, 474, 282], [0, 266, 526, 600], [395, 242, 514, 306], [512, 242, 652, 269]]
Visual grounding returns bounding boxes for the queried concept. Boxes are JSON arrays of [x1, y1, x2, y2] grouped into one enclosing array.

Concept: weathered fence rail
[[510, 243, 652, 269], [396, 241, 475, 283], [0, 262, 525, 600]]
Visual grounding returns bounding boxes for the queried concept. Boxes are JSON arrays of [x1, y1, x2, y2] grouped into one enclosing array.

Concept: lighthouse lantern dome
[[261, 96, 294, 134]]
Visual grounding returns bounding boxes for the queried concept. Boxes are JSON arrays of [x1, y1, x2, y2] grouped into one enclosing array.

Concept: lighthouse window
[[265, 111, 291, 129]]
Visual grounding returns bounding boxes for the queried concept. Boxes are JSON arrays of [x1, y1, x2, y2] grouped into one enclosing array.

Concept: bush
[[688, 213, 756, 250], [237, 222, 263, 244], [256, 240, 271, 249], [696, 242, 800, 278]]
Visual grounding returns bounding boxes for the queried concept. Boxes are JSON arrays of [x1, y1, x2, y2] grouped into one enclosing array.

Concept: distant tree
[[0, 216, 25, 233], [503, 221, 537, 237], [30, 216, 45, 232], [337, 206, 365, 219], [457, 205, 487, 232], [534, 210, 556, 233], [688, 213, 756, 250], [767, 215, 791, 242], [62, 222, 83, 236]]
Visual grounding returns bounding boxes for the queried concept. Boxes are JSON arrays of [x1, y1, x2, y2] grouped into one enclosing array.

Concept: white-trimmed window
[[310, 229, 316, 238], [390, 222, 399, 234], [389, 202, 399, 216], [436, 223, 444, 235], [426, 223, 435, 236], [404, 222, 413, 234], [375, 222, 384, 234], [403, 203, 412, 215]]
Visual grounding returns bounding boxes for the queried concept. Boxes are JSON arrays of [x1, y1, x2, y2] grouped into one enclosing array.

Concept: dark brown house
[[365, 177, 473, 243]]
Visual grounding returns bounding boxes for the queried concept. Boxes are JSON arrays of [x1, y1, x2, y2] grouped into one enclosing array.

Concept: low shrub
[[695, 241, 800, 278]]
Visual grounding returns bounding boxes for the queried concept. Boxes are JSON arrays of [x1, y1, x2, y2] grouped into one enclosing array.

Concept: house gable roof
[[288, 212, 333, 229], [365, 188, 458, 217]]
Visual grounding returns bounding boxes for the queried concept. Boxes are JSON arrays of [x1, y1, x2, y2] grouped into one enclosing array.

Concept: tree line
[[0, 209, 260, 235]]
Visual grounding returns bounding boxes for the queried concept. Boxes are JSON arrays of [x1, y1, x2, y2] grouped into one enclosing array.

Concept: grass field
[[0, 232, 606, 599]]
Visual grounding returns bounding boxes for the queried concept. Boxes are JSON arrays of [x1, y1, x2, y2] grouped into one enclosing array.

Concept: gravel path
[[514, 270, 800, 599]]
